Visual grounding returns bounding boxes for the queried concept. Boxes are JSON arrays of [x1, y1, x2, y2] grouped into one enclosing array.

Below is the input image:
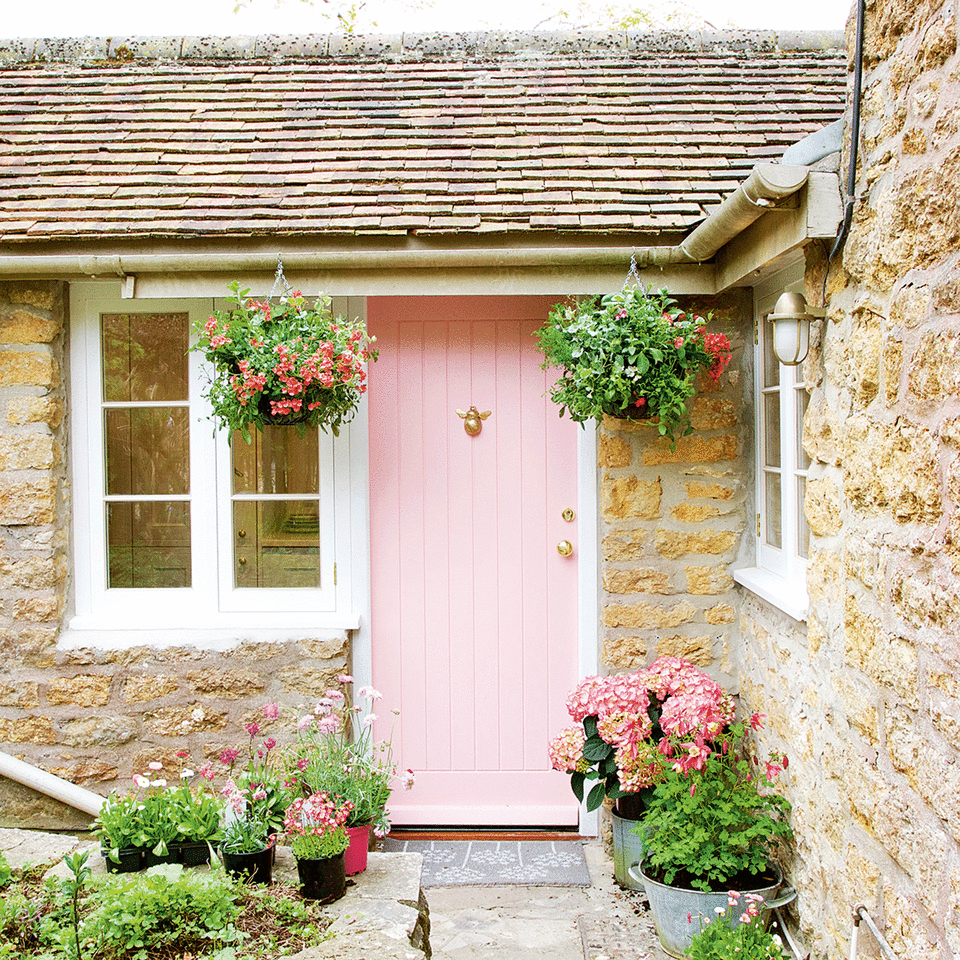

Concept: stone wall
[[740, 2, 960, 958], [0, 279, 353, 827], [599, 289, 750, 680]]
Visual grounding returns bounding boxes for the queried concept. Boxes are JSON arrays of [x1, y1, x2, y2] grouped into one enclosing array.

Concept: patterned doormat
[[382, 838, 591, 887]]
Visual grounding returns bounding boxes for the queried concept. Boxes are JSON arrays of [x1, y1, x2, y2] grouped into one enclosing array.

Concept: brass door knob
[[557, 540, 573, 557], [238, 557, 247, 566]]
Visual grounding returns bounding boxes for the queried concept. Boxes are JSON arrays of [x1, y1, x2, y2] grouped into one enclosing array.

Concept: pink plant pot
[[344, 824, 371, 876]]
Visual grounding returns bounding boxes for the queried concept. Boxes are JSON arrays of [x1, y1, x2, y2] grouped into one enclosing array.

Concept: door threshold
[[385, 827, 586, 841]]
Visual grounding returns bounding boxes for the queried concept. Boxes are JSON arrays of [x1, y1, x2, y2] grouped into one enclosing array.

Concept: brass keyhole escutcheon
[[456, 405, 491, 436], [238, 557, 247, 566], [557, 540, 573, 557], [562, 508, 575, 522]]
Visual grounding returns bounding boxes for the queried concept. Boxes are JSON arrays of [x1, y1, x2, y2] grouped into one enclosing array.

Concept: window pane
[[232, 425, 319, 494], [763, 393, 781, 468], [762, 317, 780, 389], [796, 388, 811, 470], [105, 408, 189, 495], [102, 312, 188, 402], [107, 502, 191, 588], [233, 500, 320, 588], [764, 472, 782, 548], [797, 476, 810, 559]]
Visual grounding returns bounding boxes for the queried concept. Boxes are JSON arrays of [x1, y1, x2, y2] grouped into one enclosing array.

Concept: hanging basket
[[257, 395, 314, 426]]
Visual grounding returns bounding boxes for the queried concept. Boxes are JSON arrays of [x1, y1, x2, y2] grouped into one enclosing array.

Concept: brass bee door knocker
[[456, 406, 491, 436]]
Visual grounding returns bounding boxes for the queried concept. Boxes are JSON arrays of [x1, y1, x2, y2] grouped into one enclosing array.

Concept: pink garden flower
[[262, 701, 280, 720]]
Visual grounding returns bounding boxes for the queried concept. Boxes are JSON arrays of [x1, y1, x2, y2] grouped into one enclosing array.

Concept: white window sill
[[62, 614, 360, 651], [733, 567, 808, 623]]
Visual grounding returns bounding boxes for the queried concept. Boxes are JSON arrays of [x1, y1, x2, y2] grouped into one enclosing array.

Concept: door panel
[[368, 296, 580, 826]]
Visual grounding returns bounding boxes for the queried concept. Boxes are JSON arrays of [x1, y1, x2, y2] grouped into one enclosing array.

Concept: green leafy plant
[[0, 849, 11, 888], [79, 863, 245, 959], [639, 717, 793, 892], [548, 656, 735, 812], [286, 676, 413, 836], [537, 285, 731, 446], [191, 282, 377, 442], [62, 851, 92, 960], [283, 792, 352, 861], [685, 891, 787, 960]]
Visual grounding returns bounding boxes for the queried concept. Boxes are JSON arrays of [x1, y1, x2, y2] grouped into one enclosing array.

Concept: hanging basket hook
[[269, 254, 292, 299]]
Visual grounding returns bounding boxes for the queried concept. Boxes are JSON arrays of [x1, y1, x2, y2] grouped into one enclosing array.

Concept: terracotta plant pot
[[344, 824, 371, 876], [296, 853, 346, 903]]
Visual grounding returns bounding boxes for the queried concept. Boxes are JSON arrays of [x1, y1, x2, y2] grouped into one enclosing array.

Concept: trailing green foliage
[[685, 893, 788, 960], [537, 286, 731, 447]]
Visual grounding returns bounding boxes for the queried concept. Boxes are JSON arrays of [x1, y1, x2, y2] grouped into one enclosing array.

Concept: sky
[[2, 0, 850, 39]]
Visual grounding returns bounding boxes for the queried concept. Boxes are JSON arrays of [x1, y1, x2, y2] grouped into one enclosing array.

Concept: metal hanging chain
[[621, 250, 643, 292], [268, 254, 293, 299]]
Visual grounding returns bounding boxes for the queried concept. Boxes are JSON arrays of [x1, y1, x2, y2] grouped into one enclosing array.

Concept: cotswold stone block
[[236, 640, 285, 661], [0, 350, 56, 387], [805, 477, 843, 536], [908, 330, 960, 400], [891, 565, 960, 628], [602, 600, 696, 629], [601, 528, 647, 560], [654, 529, 736, 559], [1, 284, 57, 311], [0, 680, 39, 706], [0, 715, 57, 743], [601, 474, 661, 519], [803, 396, 841, 465], [835, 675, 880, 745], [297, 635, 348, 660], [881, 881, 941, 960], [0, 434, 59, 470], [883, 338, 902, 403], [705, 602, 735, 624], [0, 477, 56, 524], [148, 704, 228, 737], [603, 568, 670, 594], [844, 594, 879, 668], [654, 634, 712, 664], [670, 503, 720, 523], [15, 595, 63, 622], [642, 434, 737, 466], [6, 396, 64, 428], [890, 282, 931, 328], [684, 564, 733, 595], [186, 669, 264, 698], [61, 715, 138, 747], [123, 674, 180, 703], [602, 635, 647, 668], [841, 416, 940, 522], [48, 759, 118, 784], [279, 665, 343, 698], [0, 307, 58, 344], [689, 397, 736, 430], [47, 675, 111, 707], [598, 432, 631, 467], [685, 481, 734, 500], [0, 556, 65, 589], [849, 307, 883, 407]]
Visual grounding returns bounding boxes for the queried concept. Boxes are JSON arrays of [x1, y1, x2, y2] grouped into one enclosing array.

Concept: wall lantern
[[768, 291, 817, 366]]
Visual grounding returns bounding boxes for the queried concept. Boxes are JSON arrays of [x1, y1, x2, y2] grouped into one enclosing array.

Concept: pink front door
[[368, 296, 580, 826]]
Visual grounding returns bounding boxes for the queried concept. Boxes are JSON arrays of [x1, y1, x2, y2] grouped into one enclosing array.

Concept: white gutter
[[0, 162, 810, 281], [0, 750, 104, 817]]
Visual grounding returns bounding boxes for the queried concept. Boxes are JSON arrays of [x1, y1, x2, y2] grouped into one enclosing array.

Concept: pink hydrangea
[[547, 727, 588, 773]]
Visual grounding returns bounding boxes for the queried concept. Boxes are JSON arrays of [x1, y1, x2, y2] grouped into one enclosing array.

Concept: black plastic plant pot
[[296, 853, 346, 903], [174, 842, 212, 867], [102, 846, 145, 874], [222, 846, 273, 885]]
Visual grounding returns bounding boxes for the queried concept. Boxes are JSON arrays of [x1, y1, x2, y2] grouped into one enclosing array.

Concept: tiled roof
[[0, 32, 847, 244]]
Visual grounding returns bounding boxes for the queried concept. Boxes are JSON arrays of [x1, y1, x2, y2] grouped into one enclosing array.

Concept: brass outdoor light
[[768, 291, 816, 366]]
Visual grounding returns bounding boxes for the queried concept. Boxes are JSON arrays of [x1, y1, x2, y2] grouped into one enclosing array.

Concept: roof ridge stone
[[0, 29, 845, 65]]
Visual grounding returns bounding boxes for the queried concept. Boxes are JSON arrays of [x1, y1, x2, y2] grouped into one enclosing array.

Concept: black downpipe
[[828, 0, 867, 265]]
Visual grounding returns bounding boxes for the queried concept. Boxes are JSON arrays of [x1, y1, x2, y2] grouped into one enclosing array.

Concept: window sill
[[733, 567, 808, 623], [62, 614, 361, 650]]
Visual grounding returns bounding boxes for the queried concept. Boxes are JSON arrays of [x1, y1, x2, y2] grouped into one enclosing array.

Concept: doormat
[[381, 839, 591, 887]]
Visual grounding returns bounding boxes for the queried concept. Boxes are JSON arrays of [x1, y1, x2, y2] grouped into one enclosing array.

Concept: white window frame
[[734, 263, 809, 622], [68, 282, 364, 635]]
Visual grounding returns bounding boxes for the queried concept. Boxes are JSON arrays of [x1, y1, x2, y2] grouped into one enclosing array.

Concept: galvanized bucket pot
[[611, 811, 647, 891], [628, 861, 796, 958]]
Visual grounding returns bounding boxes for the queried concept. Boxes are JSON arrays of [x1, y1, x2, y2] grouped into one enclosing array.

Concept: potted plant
[[283, 792, 353, 903], [548, 656, 735, 889], [684, 890, 788, 960], [628, 716, 795, 958], [537, 286, 731, 446], [286, 675, 415, 876], [192, 282, 377, 442], [218, 779, 275, 885]]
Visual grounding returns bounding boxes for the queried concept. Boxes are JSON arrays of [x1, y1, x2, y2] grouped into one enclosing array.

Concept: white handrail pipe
[[0, 750, 104, 818]]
